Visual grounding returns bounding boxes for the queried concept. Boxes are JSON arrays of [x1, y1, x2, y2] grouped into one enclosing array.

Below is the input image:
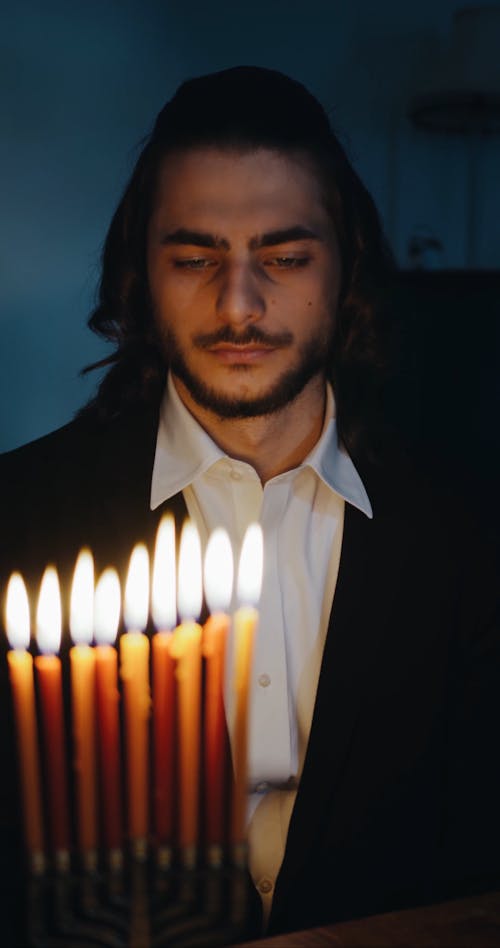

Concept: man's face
[[147, 146, 342, 419]]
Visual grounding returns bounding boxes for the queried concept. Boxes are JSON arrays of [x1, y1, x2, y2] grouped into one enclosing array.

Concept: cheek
[[150, 274, 198, 319]]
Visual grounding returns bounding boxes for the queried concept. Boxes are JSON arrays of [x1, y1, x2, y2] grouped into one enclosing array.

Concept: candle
[[94, 568, 123, 866], [69, 550, 97, 868], [35, 566, 71, 869], [151, 515, 177, 865], [120, 543, 151, 859], [5, 573, 45, 874], [202, 528, 233, 857], [170, 521, 203, 868], [231, 524, 263, 858]]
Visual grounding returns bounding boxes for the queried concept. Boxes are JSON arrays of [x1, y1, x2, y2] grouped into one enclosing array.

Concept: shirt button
[[258, 878, 274, 895], [258, 673, 271, 688], [230, 469, 242, 481], [255, 781, 270, 793]]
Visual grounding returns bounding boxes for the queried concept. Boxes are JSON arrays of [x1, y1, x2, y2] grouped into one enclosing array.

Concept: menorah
[[4, 517, 263, 946]]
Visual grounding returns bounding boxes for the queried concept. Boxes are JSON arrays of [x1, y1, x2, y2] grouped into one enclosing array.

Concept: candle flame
[[94, 568, 121, 646], [36, 566, 62, 654], [177, 520, 202, 622], [204, 528, 233, 614], [152, 514, 176, 630], [237, 523, 263, 607], [124, 543, 149, 631], [5, 572, 30, 650], [70, 549, 94, 645]]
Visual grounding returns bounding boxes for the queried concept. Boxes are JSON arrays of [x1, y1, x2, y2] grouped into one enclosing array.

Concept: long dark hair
[[81, 66, 395, 460]]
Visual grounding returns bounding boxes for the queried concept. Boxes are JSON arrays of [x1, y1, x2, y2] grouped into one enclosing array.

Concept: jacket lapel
[[274, 479, 407, 899]]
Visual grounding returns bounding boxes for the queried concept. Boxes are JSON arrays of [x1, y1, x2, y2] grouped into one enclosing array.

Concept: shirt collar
[[151, 375, 372, 519], [151, 374, 225, 509], [304, 385, 373, 518]]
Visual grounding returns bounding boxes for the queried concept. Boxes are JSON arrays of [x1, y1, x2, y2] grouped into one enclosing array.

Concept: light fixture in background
[[408, 5, 500, 268]]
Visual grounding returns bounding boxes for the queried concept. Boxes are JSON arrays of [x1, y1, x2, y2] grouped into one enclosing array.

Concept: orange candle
[[69, 551, 97, 865], [120, 544, 151, 859], [35, 566, 71, 867], [202, 613, 230, 849], [231, 525, 263, 856], [231, 606, 258, 851], [170, 521, 202, 867], [171, 621, 202, 862], [69, 646, 96, 856], [151, 515, 177, 858], [5, 573, 45, 873], [202, 528, 233, 853], [95, 647, 122, 855], [152, 632, 176, 850], [94, 568, 123, 862]]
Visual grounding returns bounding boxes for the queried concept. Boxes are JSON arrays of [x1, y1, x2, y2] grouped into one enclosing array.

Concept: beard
[[156, 321, 334, 419]]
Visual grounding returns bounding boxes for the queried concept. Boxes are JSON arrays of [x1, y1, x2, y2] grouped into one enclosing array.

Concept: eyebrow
[[160, 228, 229, 250], [250, 226, 321, 249], [159, 225, 321, 251]]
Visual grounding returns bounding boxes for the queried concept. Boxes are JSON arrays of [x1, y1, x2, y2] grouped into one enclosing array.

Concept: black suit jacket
[[0, 404, 499, 938]]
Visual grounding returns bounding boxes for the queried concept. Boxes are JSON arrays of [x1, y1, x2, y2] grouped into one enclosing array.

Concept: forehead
[[149, 146, 333, 238]]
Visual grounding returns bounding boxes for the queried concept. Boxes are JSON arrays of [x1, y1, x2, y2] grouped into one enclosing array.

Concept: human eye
[[264, 255, 310, 270], [173, 256, 217, 270]]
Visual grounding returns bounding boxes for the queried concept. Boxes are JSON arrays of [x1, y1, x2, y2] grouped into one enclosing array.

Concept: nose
[[215, 262, 265, 326]]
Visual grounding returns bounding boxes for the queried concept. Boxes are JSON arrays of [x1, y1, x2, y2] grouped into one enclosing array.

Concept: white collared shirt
[[151, 375, 372, 921]]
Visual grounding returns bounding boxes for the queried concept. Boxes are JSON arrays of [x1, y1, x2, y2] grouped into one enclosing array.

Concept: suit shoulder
[[0, 416, 100, 469], [0, 412, 121, 532], [360, 444, 498, 566]]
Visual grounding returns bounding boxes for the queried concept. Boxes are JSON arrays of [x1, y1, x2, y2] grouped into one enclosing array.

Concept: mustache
[[193, 325, 293, 349]]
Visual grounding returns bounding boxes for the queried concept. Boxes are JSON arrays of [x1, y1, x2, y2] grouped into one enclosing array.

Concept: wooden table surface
[[236, 889, 500, 947]]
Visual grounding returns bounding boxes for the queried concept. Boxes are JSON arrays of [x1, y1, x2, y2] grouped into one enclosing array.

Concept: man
[[0, 67, 499, 939]]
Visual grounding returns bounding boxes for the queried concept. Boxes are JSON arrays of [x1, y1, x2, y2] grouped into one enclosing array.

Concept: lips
[[206, 344, 278, 364]]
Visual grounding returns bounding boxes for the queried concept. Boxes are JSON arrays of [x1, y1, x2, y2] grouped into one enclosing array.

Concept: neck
[[173, 376, 327, 484]]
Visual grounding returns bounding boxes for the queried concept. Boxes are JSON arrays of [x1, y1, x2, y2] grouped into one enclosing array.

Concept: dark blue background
[[1, 0, 499, 450]]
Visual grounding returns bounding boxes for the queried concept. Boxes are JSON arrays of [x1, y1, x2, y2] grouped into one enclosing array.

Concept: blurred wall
[[1, 0, 499, 450]]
